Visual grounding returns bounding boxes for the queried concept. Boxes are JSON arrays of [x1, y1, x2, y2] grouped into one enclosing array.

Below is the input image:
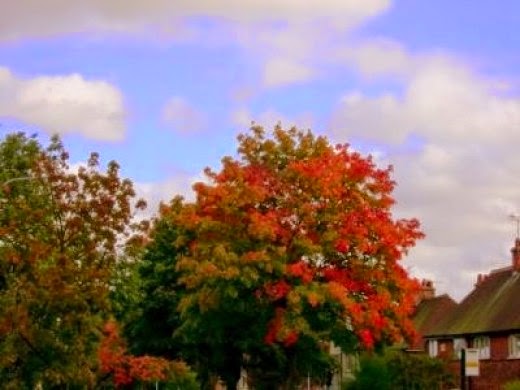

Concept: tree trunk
[[220, 351, 242, 390], [279, 353, 300, 390]]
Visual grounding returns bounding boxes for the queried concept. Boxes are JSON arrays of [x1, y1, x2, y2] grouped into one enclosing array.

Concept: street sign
[[465, 348, 480, 376]]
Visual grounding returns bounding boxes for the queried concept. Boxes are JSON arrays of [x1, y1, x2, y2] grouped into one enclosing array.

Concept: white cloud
[[0, 1, 393, 93], [263, 58, 313, 88], [230, 107, 254, 129], [0, 67, 126, 140], [334, 39, 416, 78], [0, 0, 390, 42], [161, 96, 207, 134], [331, 38, 451, 80], [134, 172, 201, 220], [329, 57, 520, 300], [330, 61, 520, 146], [331, 92, 411, 144]]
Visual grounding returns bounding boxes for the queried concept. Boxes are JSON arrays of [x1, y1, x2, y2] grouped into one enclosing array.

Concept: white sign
[[465, 348, 480, 376]]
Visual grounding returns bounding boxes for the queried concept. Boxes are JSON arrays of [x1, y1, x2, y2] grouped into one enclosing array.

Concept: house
[[410, 279, 458, 355], [413, 238, 520, 389]]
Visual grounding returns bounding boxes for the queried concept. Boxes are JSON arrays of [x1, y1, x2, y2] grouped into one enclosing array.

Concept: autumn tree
[[175, 125, 423, 389], [0, 133, 145, 388]]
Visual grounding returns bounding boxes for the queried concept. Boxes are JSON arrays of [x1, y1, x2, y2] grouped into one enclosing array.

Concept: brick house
[[412, 239, 520, 389], [411, 280, 458, 354]]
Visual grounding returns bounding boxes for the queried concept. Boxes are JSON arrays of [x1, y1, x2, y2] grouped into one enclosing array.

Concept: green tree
[[175, 125, 423, 389], [0, 132, 145, 388], [125, 197, 187, 360], [124, 197, 225, 389]]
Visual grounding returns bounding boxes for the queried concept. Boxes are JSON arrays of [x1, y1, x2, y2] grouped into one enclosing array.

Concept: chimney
[[421, 279, 435, 299], [512, 238, 520, 271], [475, 273, 489, 287], [415, 279, 435, 305]]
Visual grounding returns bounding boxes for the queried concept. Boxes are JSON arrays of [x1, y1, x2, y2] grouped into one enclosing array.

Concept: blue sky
[[1, 0, 520, 300]]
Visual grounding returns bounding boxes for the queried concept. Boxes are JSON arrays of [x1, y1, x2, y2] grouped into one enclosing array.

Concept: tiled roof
[[413, 294, 457, 338], [426, 267, 520, 337]]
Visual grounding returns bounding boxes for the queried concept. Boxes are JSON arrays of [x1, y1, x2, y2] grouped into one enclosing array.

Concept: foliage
[[504, 380, 520, 390], [175, 125, 424, 388], [110, 256, 143, 327], [127, 197, 245, 389], [343, 350, 455, 390], [342, 353, 390, 390], [386, 350, 455, 389], [98, 320, 198, 389], [124, 197, 188, 359], [0, 132, 145, 387], [245, 337, 338, 389], [0, 127, 423, 388]]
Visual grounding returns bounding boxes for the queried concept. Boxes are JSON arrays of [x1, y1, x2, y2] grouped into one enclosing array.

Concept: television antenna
[[509, 214, 520, 239]]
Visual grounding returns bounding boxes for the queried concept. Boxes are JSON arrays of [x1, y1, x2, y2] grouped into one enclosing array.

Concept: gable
[[413, 294, 457, 336]]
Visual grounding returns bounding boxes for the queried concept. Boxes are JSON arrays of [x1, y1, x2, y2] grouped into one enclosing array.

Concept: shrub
[[343, 354, 390, 390], [504, 380, 520, 390], [343, 350, 455, 390]]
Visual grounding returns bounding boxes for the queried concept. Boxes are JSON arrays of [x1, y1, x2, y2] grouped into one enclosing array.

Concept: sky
[[1, 0, 520, 300]]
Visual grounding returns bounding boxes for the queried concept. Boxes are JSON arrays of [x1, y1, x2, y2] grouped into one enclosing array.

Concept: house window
[[508, 335, 520, 358], [473, 336, 490, 359], [453, 338, 467, 359], [427, 339, 438, 357]]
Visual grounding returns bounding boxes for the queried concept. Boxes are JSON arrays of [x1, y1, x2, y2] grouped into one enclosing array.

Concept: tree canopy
[[0, 126, 423, 389], [0, 133, 148, 388], [173, 125, 423, 388]]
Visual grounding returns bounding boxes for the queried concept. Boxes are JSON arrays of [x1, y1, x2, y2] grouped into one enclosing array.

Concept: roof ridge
[[490, 265, 512, 274]]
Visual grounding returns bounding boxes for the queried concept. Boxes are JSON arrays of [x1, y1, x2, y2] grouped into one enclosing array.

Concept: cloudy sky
[[1, 0, 520, 300]]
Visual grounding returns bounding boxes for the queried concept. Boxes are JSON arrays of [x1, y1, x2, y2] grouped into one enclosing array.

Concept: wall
[[449, 356, 520, 389]]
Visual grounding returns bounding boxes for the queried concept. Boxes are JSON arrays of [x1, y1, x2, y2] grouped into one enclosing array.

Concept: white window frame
[[509, 334, 520, 358], [473, 336, 490, 359], [453, 338, 467, 359], [427, 339, 438, 357]]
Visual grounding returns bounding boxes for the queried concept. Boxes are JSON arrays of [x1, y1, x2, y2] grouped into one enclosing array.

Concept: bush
[[504, 380, 520, 390], [342, 354, 390, 390], [343, 350, 454, 390]]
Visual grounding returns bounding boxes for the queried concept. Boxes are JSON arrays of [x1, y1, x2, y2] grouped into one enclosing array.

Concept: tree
[[124, 197, 223, 389], [0, 132, 145, 388], [175, 125, 424, 389], [124, 197, 187, 360]]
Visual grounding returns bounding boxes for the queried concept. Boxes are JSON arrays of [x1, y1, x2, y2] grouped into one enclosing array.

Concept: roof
[[426, 267, 520, 337], [413, 294, 458, 338]]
